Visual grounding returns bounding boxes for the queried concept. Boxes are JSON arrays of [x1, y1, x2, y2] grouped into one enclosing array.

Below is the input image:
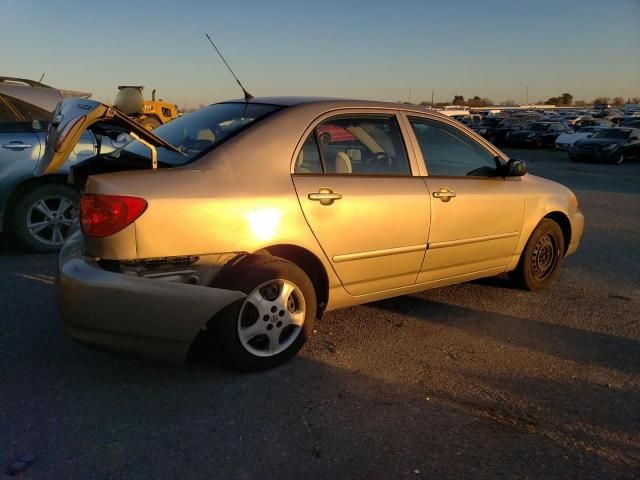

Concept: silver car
[[0, 77, 120, 251]]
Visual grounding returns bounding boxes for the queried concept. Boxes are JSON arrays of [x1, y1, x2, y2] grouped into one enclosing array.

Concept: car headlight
[[604, 143, 618, 150]]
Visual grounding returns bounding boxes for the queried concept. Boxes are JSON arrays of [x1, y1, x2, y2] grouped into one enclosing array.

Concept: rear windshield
[[114, 102, 282, 166]]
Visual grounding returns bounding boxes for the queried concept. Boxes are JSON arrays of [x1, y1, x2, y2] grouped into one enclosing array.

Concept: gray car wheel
[[11, 183, 80, 252], [213, 255, 317, 371], [509, 218, 565, 291]]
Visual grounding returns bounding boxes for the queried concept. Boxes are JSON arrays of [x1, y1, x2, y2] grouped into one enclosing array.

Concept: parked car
[[474, 117, 526, 144], [619, 119, 640, 128], [0, 77, 121, 251], [507, 121, 569, 147], [555, 126, 607, 150], [454, 114, 483, 127], [569, 127, 640, 164], [38, 97, 583, 370]]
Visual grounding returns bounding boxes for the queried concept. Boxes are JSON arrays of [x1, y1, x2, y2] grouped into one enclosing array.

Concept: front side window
[[409, 117, 500, 177], [0, 95, 29, 133], [5, 95, 52, 132], [313, 115, 410, 175], [115, 102, 282, 166]]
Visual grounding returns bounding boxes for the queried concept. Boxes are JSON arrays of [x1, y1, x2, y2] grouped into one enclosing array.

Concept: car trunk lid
[[35, 98, 182, 176]]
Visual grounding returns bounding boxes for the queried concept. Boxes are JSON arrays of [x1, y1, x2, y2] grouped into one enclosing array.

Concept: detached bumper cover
[[58, 232, 245, 363]]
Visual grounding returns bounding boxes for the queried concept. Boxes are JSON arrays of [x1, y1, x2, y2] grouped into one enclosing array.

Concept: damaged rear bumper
[[58, 232, 245, 363]]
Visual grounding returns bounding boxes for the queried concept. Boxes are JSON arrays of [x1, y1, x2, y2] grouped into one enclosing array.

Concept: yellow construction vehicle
[[114, 86, 178, 130]]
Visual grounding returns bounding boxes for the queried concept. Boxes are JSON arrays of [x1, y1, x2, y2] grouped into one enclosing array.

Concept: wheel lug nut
[[263, 315, 269, 321], [271, 306, 277, 313], [276, 321, 282, 328], [279, 310, 285, 317], [267, 324, 274, 331]]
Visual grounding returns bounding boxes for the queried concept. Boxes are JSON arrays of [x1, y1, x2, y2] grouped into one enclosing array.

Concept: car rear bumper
[[58, 232, 245, 363], [566, 209, 584, 257]]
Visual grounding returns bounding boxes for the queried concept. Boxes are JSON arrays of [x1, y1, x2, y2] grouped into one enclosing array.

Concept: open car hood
[[36, 98, 182, 176]]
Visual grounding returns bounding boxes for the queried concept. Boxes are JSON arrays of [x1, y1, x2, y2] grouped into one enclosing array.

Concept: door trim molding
[[333, 244, 426, 263], [428, 231, 519, 249]]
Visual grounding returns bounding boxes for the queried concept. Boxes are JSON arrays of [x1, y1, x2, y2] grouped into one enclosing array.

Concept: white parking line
[[14, 272, 54, 285]]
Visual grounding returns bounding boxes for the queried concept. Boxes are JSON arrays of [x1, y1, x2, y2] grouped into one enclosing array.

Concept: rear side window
[[303, 115, 410, 175], [2, 95, 52, 132], [0, 95, 29, 133], [294, 132, 323, 174]]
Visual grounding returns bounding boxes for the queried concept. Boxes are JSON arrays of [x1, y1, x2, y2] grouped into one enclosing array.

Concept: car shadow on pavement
[[371, 295, 640, 376]]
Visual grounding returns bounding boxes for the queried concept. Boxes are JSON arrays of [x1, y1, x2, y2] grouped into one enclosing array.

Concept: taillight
[[80, 194, 147, 238], [54, 116, 86, 152]]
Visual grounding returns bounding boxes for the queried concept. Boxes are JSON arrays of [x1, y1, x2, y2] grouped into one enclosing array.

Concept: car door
[[292, 112, 430, 296], [403, 114, 525, 283]]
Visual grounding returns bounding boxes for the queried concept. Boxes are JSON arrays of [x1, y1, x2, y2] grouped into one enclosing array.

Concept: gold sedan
[[39, 97, 584, 370]]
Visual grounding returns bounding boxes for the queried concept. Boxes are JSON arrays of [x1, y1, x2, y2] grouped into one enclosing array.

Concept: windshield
[[591, 129, 631, 139], [530, 123, 550, 131], [114, 102, 282, 166]]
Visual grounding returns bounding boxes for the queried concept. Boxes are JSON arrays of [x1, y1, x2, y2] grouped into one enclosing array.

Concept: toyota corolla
[[39, 97, 584, 370]]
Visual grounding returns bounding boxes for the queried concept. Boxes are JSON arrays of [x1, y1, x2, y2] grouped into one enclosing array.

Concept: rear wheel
[[509, 219, 565, 291], [213, 255, 316, 371], [10, 183, 79, 252]]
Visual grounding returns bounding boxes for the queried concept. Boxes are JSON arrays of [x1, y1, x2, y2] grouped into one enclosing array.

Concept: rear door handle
[[2, 142, 33, 150], [432, 188, 456, 202], [308, 188, 342, 206]]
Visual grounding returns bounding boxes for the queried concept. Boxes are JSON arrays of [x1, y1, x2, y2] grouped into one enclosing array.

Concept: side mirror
[[506, 158, 527, 177]]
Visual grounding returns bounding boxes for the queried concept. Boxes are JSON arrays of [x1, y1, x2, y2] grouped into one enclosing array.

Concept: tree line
[[405, 93, 640, 107]]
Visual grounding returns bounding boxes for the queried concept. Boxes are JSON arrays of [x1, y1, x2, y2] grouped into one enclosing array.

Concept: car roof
[[220, 96, 451, 118]]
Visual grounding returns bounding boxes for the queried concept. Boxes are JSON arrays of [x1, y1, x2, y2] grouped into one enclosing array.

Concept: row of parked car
[[452, 109, 640, 165]]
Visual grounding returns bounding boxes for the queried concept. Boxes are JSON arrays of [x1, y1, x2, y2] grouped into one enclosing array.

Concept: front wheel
[[509, 219, 565, 291], [214, 255, 316, 371]]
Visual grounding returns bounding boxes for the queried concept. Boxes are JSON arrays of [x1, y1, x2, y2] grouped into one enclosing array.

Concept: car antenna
[[205, 33, 254, 101], [38, 72, 45, 83]]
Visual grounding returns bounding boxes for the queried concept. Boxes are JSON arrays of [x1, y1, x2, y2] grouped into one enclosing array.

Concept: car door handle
[[432, 188, 456, 202], [308, 188, 342, 206], [2, 142, 33, 150]]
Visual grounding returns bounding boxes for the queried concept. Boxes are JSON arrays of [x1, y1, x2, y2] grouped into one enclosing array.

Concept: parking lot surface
[[1, 148, 639, 479]]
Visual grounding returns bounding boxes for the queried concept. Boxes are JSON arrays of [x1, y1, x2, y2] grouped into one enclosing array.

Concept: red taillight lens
[[80, 194, 147, 238], [53, 116, 86, 152]]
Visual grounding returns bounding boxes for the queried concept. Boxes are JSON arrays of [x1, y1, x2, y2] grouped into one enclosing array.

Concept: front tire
[[509, 219, 565, 291], [214, 255, 316, 371], [10, 183, 80, 252]]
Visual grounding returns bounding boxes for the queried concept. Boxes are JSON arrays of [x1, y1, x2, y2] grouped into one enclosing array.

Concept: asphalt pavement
[[1, 148, 639, 479]]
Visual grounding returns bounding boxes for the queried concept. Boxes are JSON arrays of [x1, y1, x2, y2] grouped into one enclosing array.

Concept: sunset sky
[[2, 0, 639, 108]]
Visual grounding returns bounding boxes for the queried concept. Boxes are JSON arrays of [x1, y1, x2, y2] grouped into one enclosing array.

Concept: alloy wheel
[[237, 279, 306, 357], [25, 195, 78, 246]]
